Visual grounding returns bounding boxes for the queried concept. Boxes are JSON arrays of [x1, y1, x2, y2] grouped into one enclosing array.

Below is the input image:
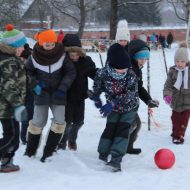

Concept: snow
[[1, 44, 190, 190]]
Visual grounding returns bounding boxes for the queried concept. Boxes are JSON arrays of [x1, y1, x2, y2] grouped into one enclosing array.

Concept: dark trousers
[[128, 114, 141, 150], [21, 104, 34, 143], [21, 92, 34, 143], [61, 101, 85, 144], [98, 110, 137, 159], [171, 110, 190, 139], [0, 119, 20, 159]]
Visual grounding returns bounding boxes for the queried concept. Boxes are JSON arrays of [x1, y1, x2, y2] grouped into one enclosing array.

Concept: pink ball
[[154, 148, 175, 169]]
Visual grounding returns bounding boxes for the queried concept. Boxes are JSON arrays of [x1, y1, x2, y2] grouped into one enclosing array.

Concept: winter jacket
[[26, 44, 76, 105], [167, 33, 174, 45], [93, 65, 139, 113], [128, 39, 152, 104], [67, 56, 96, 102], [163, 65, 190, 112], [0, 43, 27, 118]]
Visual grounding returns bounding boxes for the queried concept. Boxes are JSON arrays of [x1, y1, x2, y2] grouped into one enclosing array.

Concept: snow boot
[[106, 155, 122, 172], [40, 122, 65, 162], [99, 154, 108, 163], [24, 121, 42, 157], [0, 158, 20, 173], [172, 137, 184, 144], [68, 141, 77, 151], [127, 147, 142, 155]]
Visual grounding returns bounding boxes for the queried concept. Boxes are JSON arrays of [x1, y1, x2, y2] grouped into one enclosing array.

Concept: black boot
[[127, 147, 142, 154], [41, 122, 65, 162], [24, 132, 41, 157], [106, 155, 122, 172], [24, 122, 42, 157], [40, 130, 62, 162]]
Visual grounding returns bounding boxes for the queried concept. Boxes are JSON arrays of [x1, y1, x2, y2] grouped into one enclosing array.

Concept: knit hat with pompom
[[34, 29, 57, 46], [115, 20, 130, 41], [174, 42, 189, 63], [1, 24, 27, 48]]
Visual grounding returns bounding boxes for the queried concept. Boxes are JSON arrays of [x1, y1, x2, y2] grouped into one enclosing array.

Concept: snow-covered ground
[[1, 44, 190, 190]]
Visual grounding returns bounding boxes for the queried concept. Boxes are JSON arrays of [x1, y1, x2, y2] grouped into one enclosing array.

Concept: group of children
[[0, 21, 190, 173]]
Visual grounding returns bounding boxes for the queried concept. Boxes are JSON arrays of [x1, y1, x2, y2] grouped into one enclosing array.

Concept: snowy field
[[1, 43, 190, 190]]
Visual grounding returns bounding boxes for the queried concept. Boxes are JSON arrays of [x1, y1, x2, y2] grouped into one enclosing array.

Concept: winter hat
[[115, 20, 130, 41], [108, 43, 131, 69], [34, 29, 57, 46], [1, 24, 27, 48], [62, 34, 85, 57], [174, 42, 189, 63], [133, 47, 150, 60]]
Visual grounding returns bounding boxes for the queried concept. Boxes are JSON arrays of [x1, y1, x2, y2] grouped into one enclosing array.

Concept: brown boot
[[68, 141, 77, 151], [0, 158, 20, 173]]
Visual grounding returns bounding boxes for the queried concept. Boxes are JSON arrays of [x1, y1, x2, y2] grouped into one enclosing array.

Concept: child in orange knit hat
[[25, 29, 76, 162]]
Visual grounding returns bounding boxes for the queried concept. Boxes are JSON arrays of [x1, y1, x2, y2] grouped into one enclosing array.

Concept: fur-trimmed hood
[[0, 43, 16, 55], [64, 46, 86, 57]]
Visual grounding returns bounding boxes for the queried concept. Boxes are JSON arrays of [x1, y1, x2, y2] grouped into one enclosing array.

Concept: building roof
[[20, 0, 34, 17]]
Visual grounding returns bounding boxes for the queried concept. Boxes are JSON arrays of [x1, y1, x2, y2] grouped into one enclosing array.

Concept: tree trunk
[[38, 0, 44, 29], [109, 0, 118, 40], [78, 0, 85, 38]]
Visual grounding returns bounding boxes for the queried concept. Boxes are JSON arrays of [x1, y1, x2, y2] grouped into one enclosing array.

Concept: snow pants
[[60, 101, 84, 144], [98, 110, 137, 163], [171, 110, 190, 139]]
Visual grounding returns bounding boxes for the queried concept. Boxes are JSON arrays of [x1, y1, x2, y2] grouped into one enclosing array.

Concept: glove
[[147, 99, 159, 108], [87, 90, 102, 108], [33, 84, 42, 95], [164, 96, 172, 104], [54, 89, 65, 98], [14, 105, 28, 122], [33, 81, 46, 95], [100, 102, 114, 117]]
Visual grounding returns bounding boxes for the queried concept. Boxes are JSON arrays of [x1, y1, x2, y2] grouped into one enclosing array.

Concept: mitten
[[147, 99, 159, 108], [14, 105, 28, 122], [33, 81, 46, 95], [164, 96, 172, 104], [100, 102, 114, 117], [33, 84, 42, 95], [87, 90, 102, 108]]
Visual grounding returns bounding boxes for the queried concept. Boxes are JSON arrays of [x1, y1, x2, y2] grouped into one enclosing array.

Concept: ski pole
[[147, 58, 151, 131], [161, 46, 168, 75], [91, 42, 104, 68]]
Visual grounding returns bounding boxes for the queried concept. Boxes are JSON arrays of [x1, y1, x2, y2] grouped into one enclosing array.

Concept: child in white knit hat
[[163, 42, 190, 144]]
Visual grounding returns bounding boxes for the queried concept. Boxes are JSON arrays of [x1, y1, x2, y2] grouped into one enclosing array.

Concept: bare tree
[[167, 0, 189, 23], [0, 0, 23, 29], [50, 0, 96, 38], [109, 0, 162, 39]]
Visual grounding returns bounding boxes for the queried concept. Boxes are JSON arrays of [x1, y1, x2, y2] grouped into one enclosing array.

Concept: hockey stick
[[148, 108, 159, 128]]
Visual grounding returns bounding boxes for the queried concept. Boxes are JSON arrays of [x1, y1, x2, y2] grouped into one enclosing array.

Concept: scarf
[[32, 43, 64, 66], [174, 67, 189, 90], [107, 65, 127, 80]]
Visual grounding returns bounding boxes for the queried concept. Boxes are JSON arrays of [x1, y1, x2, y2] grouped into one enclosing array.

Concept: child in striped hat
[[0, 24, 27, 172]]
